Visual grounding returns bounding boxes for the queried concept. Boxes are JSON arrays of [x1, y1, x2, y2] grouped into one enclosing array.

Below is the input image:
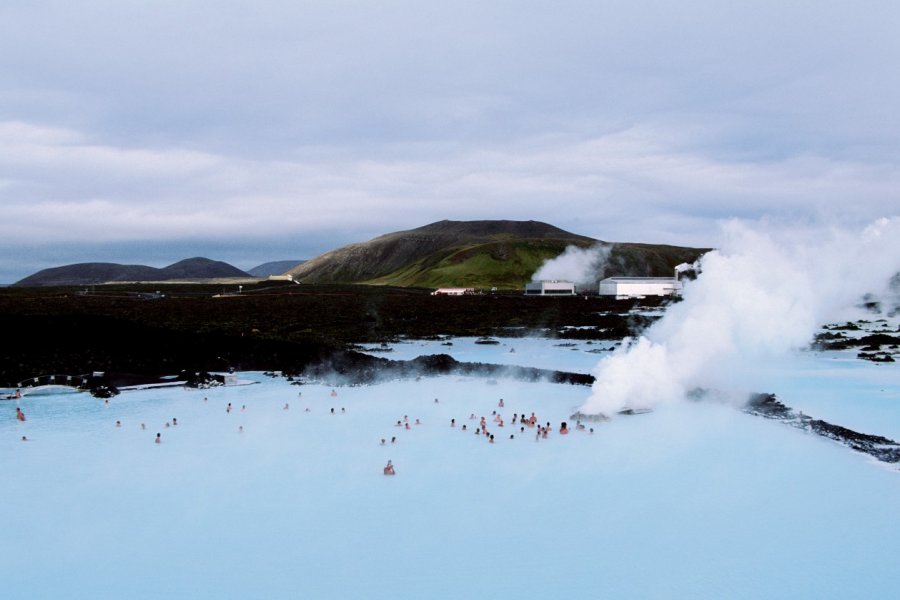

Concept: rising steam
[[580, 218, 900, 416], [531, 244, 613, 287]]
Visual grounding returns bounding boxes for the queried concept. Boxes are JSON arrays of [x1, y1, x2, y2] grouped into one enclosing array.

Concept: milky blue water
[[2, 339, 898, 599]]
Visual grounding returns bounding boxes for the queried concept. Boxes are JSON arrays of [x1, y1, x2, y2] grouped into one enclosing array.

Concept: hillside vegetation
[[289, 220, 708, 289]]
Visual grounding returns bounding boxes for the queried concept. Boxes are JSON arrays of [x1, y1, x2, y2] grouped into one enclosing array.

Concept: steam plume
[[531, 244, 612, 287], [580, 218, 900, 415]]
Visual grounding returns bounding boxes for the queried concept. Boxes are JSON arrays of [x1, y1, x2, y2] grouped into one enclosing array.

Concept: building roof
[[600, 277, 678, 284]]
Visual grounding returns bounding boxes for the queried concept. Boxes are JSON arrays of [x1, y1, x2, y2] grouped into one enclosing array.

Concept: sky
[[2, 1, 900, 282]]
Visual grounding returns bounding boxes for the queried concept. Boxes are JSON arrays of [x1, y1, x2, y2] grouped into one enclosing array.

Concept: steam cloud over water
[[532, 244, 612, 287], [580, 218, 900, 416]]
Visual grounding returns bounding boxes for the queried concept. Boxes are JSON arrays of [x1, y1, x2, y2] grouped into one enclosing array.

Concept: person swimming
[[559, 422, 569, 435], [383, 460, 396, 475], [115, 420, 121, 427], [498, 399, 504, 407], [172, 418, 177, 426], [331, 389, 338, 397], [451, 418, 456, 427], [284, 403, 290, 410], [391, 437, 396, 444], [16, 407, 26, 422], [226, 403, 232, 413], [155, 433, 161, 444], [380, 439, 386, 445]]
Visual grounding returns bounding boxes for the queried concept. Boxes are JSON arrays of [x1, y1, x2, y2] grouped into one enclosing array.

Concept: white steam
[[532, 244, 612, 287], [580, 218, 900, 415]]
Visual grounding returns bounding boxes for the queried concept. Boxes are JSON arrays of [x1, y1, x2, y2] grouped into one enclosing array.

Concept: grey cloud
[[1, 1, 899, 281]]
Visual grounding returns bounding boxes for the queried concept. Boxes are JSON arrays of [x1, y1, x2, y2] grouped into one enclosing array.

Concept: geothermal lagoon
[[3, 332, 900, 599]]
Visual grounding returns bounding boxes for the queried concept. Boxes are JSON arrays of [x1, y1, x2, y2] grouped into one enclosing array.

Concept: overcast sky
[[2, 1, 899, 282]]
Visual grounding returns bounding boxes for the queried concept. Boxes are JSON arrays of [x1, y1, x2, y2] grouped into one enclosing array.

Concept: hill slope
[[14, 257, 250, 287], [288, 220, 708, 289], [247, 260, 306, 277]]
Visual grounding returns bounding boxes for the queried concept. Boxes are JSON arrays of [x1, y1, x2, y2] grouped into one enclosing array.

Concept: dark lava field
[[0, 282, 662, 387]]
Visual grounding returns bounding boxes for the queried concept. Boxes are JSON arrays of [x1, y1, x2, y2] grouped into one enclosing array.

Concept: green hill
[[288, 220, 709, 290]]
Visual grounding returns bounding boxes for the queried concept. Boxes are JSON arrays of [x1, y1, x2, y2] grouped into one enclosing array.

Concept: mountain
[[287, 219, 708, 289], [13, 257, 250, 287], [247, 260, 306, 277]]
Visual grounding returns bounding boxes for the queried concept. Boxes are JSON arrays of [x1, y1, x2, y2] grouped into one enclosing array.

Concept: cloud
[[1, 1, 899, 281], [2, 120, 898, 245]]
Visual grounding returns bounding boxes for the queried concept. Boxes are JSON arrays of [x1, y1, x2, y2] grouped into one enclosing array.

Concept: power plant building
[[598, 277, 682, 299], [525, 280, 577, 296]]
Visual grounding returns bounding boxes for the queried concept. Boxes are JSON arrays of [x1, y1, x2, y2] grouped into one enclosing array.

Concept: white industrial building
[[524, 280, 577, 296], [598, 277, 682, 299]]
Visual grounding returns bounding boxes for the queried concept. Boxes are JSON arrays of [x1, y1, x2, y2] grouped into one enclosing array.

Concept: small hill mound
[[14, 258, 250, 287], [157, 257, 248, 280]]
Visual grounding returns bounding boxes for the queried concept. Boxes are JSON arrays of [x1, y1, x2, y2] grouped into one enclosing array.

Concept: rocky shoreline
[[744, 393, 900, 464]]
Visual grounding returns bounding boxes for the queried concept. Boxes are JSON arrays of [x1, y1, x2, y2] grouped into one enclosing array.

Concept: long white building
[[598, 277, 682, 299], [524, 280, 577, 296]]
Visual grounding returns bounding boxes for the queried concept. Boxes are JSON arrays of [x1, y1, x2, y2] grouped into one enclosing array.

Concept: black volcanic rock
[[299, 350, 595, 387], [744, 393, 900, 464]]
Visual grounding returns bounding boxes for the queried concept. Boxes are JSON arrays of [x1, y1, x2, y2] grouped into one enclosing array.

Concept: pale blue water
[[2, 339, 899, 599]]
